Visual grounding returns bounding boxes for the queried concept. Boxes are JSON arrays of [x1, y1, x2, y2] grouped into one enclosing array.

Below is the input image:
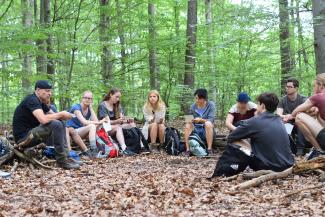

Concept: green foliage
[[0, 0, 317, 123]]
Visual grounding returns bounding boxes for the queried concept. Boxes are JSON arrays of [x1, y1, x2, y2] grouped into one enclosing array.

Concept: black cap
[[35, 80, 52, 90]]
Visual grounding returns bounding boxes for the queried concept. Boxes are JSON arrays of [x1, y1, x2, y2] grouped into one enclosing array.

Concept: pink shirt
[[310, 92, 325, 120]]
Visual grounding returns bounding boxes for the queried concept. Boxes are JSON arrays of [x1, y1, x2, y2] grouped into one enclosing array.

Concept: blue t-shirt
[[196, 108, 205, 117], [66, 104, 91, 129]]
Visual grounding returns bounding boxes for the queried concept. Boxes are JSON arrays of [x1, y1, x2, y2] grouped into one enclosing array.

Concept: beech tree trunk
[[279, 0, 293, 90], [99, 0, 113, 84], [205, 0, 217, 103], [21, 0, 34, 96], [182, 0, 197, 113], [148, 2, 159, 90], [312, 0, 325, 74]]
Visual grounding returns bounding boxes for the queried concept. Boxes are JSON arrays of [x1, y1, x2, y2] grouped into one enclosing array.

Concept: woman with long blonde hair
[[142, 90, 166, 148]]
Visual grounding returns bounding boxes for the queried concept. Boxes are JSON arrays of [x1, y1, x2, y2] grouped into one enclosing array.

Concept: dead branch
[[220, 174, 241, 181], [10, 161, 19, 173], [231, 168, 293, 191], [281, 183, 324, 199], [231, 156, 325, 192], [242, 170, 273, 180]]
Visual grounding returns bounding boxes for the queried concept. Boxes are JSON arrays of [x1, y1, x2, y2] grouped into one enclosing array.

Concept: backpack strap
[[133, 127, 149, 149]]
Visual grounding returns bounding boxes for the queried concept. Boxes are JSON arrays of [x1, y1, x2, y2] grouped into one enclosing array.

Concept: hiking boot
[[57, 159, 80, 170], [122, 149, 136, 156], [68, 157, 84, 166], [140, 147, 151, 155]]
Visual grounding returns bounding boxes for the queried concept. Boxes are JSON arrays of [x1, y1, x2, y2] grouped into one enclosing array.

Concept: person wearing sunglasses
[[277, 78, 308, 156]]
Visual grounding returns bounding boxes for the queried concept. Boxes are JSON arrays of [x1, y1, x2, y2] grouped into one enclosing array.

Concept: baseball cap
[[237, 92, 250, 103], [35, 80, 52, 90]]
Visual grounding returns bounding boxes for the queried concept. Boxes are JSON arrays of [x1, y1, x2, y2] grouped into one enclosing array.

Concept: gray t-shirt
[[278, 94, 307, 115], [97, 102, 123, 120]]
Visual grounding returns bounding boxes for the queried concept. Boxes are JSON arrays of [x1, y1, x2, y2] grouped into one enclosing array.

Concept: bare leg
[[69, 127, 88, 151], [184, 123, 194, 151], [296, 113, 323, 151], [205, 121, 214, 150], [149, 123, 158, 143], [158, 124, 165, 144], [108, 125, 126, 150], [121, 122, 136, 129], [76, 124, 96, 141], [65, 128, 72, 151]]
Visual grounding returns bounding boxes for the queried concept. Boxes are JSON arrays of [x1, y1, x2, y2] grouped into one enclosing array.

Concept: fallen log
[[231, 156, 325, 191]]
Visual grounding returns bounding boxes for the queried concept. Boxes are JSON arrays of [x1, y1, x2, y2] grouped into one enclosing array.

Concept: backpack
[[123, 127, 148, 154], [188, 133, 207, 156], [96, 128, 119, 158], [163, 127, 185, 156], [212, 144, 252, 177], [0, 137, 13, 166]]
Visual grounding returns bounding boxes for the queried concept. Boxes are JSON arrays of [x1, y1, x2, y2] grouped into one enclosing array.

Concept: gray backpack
[[188, 133, 207, 156]]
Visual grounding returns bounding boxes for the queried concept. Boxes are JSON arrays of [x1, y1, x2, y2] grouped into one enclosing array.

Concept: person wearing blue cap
[[226, 92, 257, 131], [12, 80, 80, 169]]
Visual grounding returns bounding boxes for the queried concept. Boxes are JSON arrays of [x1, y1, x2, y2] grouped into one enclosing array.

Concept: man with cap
[[12, 80, 80, 169], [226, 92, 257, 131], [277, 78, 308, 156]]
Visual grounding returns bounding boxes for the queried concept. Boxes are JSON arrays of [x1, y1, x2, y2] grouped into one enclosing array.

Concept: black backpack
[[163, 127, 185, 155], [123, 127, 148, 154]]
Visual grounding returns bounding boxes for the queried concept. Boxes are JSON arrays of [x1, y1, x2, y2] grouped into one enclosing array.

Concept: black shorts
[[317, 128, 325, 150]]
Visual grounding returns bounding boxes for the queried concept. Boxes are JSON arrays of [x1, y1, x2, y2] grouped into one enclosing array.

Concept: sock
[[89, 140, 97, 150], [121, 144, 127, 151]]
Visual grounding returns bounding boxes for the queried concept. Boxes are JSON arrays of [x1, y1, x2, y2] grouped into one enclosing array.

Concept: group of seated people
[[11, 73, 325, 176]]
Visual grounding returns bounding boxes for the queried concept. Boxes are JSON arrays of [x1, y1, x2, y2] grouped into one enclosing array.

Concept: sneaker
[[181, 150, 190, 157], [208, 149, 216, 156], [296, 148, 304, 157], [122, 149, 136, 156], [140, 147, 151, 155], [68, 157, 84, 166], [57, 159, 80, 170], [80, 149, 96, 159]]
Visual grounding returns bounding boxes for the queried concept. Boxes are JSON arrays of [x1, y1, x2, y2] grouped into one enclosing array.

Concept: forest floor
[[1, 121, 325, 216]]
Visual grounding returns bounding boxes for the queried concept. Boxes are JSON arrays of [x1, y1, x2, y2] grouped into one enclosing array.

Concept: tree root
[[280, 183, 324, 199]]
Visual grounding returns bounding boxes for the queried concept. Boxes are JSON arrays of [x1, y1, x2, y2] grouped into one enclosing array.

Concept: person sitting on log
[[142, 90, 166, 151], [12, 80, 80, 169], [277, 78, 309, 156], [47, 99, 94, 158], [212, 92, 294, 177], [183, 88, 216, 157], [97, 88, 139, 156], [66, 90, 106, 157], [284, 73, 325, 158], [226, 92, 257, 131]]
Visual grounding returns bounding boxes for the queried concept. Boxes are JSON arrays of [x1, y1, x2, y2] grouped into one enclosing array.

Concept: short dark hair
[[286, 78, 299, 88], [194, 88, 208, 100], [256, 92, 279, 113]]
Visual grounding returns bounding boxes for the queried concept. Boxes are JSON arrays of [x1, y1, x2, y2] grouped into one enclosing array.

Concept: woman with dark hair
[[98, 88, 136, 156]]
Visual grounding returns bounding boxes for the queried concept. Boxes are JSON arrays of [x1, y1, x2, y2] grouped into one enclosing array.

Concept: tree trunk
[[44, 0, 55, 76], [182, 0, 197, 113], [279, 0, 293, 91], [99, 0, 113, 85], [290, 0, 296, 70], [148, 2, 159, 90], [312, 0, 325, 74], [21, 0, 34, 96], [205, 0, 217, 103], [35, 0, 47, 74], [184, 0, 197, 88], [296, 0, 309, 79], [115, 0, 127, 86]]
